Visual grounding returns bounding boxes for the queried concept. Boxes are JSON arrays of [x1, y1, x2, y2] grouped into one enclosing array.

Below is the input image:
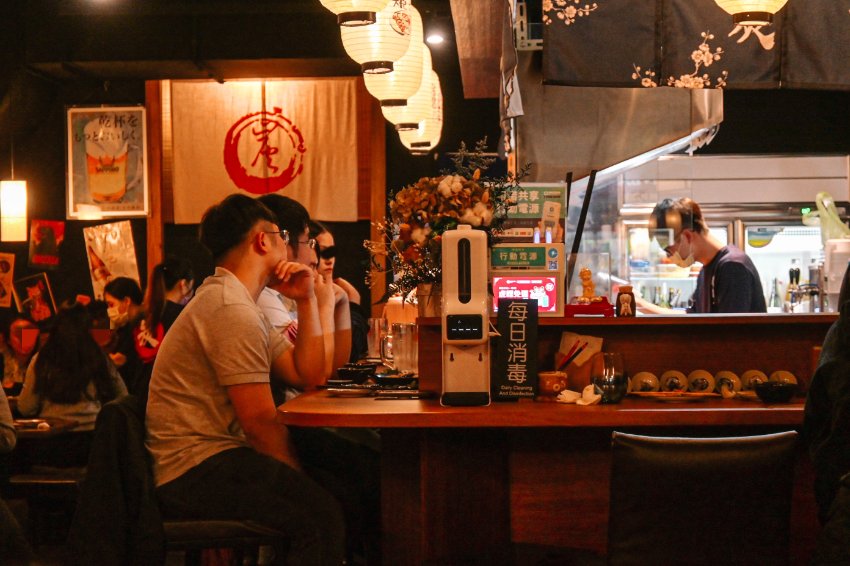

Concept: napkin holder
[[441, 225, 490, 406]]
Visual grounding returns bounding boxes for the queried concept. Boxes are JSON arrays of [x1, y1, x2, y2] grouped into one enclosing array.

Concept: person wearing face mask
[[132, 257, 195, 403], [637, 197, 766, 314], [103, 277, 145, 392]]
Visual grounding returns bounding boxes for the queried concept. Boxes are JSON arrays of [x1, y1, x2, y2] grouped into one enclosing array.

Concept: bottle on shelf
[[789, 258, 801, 287]]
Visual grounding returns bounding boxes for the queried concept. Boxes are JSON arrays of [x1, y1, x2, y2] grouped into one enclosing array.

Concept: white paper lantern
[[340, 2, 413, 74], [382, 51, 434, 130], [319, 0, 390, 26], [363, 7, 424, 105], [399, 74, 443, 154], [0, 180, 27, 242], [714, 0, 789, 24]]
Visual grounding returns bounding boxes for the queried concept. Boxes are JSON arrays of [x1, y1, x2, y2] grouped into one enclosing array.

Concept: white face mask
[[107, 306, 129, 328], [670, 239, 695, 268]]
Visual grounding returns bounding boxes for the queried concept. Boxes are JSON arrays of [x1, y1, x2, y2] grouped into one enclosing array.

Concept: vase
[[416, 283, 442, 319]]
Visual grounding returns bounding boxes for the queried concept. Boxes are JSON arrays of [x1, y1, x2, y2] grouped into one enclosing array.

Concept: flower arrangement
[[365, 140, 527, 302]]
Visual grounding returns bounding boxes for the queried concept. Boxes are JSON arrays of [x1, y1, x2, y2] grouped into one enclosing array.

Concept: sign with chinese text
[[67, 106, 148, 218], [502, 183, 566, 243], [493, 298, 538, 401]]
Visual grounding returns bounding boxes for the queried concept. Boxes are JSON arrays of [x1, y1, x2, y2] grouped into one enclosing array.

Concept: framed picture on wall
[[66, 106, 149, 219], [13, 272, 57, 324]]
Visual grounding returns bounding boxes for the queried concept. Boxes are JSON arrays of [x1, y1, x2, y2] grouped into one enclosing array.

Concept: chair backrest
[[608, 430, 798, 566], [67, 394, 165, 565]]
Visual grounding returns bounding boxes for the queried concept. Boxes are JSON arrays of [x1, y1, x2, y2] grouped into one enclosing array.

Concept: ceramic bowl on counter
[[754, 381, 797, 403]]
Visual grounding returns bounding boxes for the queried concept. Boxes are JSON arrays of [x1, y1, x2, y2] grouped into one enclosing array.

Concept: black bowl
[[374, 372, 417, 387], [754, 382, 797, 403], [337, 365, 375, 384]]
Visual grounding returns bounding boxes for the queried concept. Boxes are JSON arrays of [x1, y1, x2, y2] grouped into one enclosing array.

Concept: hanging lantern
[[340, 1, 413, 74], [363, 7, 424, 105], [382, 50, 434, 130], [714, 0, 789, 25], [399, 74, 443, 154], [0, 180, 27, 242], [319, 0, 390, 26]]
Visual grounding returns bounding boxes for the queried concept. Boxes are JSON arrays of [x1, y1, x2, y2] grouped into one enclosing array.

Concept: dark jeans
[[289, 426, 381, 564], [156, 447, 346, 566]]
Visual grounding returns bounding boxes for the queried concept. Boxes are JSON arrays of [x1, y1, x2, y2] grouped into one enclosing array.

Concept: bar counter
[[279, 393, 817, 565]]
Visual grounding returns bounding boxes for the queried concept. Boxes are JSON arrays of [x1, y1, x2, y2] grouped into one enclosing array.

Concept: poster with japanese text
[[66, 106, 148, 219], [82, 220, 140, 300], [0, 253, 15, 308], [28, 219, 65, 270]]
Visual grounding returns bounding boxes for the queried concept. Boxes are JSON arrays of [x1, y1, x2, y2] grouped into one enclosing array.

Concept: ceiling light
[[425, 33, 444, 45], [714, 0, 789, 25]]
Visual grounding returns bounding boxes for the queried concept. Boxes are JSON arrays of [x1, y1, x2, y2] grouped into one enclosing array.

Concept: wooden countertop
[[418, 313, 837, 327], [278, 391, 803, 429]]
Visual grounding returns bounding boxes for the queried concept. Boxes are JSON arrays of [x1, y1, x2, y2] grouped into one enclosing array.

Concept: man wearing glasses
[[146, 194, 345, 564], [256, 194, 352, 388], [637, 197, 766, 314]]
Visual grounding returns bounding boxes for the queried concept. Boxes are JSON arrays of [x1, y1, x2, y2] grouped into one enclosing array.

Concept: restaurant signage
[[83, 221, 141, 300], [493, 298, 538, 401]]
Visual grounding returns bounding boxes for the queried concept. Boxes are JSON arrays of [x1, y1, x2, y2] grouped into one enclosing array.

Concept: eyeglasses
[[263, 230, 290, 244], [318, 245, 337, 260], [297, 238, 317, 250]]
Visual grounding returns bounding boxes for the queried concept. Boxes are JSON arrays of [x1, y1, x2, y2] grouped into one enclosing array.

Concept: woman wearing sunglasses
[[309, 220, 369, 363]]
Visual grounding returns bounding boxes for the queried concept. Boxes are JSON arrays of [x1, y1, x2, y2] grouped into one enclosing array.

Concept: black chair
[[607, 430, 798, 566], [67, 395, 286, 565]]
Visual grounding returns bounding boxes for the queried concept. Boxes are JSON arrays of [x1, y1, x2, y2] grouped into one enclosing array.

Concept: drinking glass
[[590, 352, 627, 404], [381, 323, 418, 374], [366, 318, 388, 359]]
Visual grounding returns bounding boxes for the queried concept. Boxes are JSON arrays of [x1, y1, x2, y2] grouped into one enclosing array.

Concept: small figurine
[[579, 267, 595, 303], [616, 285, 635, 317]]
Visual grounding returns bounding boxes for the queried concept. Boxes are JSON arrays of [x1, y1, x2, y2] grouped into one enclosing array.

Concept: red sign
[[492, 275, 559, 314]]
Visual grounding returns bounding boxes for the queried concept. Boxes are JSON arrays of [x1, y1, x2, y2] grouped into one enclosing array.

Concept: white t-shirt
[[145, 268, 291, 487]]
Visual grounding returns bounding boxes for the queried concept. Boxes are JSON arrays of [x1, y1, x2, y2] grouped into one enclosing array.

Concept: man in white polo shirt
[[145, 194, 345, 565]]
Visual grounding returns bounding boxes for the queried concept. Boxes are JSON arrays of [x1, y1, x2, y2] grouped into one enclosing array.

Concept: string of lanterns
[[320, 0, 443, 155]]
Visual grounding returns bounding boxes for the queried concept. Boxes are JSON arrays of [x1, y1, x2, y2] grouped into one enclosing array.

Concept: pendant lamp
[[714, 0, 789, 25], [319, 0, 390, 26], [340, 1, 413, 74], [399, 74, 443, 154], [382, 50, 434, 130], [1, 86, 27, 242], [363, 6, 424, 106]]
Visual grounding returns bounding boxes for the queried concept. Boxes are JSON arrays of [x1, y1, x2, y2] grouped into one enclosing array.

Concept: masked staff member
[[637, 197, 767, 314]]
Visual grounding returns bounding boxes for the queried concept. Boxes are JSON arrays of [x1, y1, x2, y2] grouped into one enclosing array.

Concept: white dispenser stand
[[441, 225, 490, 406]]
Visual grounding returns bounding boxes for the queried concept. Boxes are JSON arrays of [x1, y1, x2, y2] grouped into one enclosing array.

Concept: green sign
[[491, 246, 547, 267]]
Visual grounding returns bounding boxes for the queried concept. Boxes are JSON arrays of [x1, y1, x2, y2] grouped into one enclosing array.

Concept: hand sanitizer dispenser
[[441, 225, 490, 406]]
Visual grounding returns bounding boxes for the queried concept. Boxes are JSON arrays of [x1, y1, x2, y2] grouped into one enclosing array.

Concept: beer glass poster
[[66, 106, 149, 219]]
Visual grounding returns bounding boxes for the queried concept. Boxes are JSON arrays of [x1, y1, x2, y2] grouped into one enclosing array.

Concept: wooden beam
[[145, 80, 164, 276], [450, 0, 502, 99]]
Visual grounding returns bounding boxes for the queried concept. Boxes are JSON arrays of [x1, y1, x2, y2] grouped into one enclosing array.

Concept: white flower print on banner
[[631, 64, 657, 87], [543, 0, 599, 26], [667, 31, 729, 89]]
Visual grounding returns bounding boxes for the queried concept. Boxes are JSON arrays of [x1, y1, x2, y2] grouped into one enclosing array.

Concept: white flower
[[473, 202, 493, 226], [459, 208, 482, 227], [411, 227, 429, 244], [437, 178, 453, 198]]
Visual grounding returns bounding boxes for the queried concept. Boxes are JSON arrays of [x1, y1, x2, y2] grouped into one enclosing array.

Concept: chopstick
[[556, 341, 588, 371]]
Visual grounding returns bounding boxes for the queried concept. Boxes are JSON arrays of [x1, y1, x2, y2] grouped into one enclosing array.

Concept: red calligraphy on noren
[[223, 107, 306, 195]]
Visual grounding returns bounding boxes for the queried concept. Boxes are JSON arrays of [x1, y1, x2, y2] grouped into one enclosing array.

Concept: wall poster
[[66, 106, 149, 219], [83, 220, 141, 300], [13, 272, 57, 324], [0, 253, 15, 308]]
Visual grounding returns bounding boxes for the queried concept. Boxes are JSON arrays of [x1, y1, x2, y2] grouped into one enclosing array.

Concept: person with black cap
[[637, 197, 766, 314]]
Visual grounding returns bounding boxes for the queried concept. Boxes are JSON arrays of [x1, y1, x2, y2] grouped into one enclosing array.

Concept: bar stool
[[607, 430, 798, 566]]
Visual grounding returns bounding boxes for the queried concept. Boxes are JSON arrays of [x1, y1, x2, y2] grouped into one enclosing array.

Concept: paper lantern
[[363, 7, 424, 105], [0, 180, 27, 242], [714, 0, 789, 25], [340, 2, 413, 74], [382, 51, 435, 130], [399, 74, 443, 154], [319, 0, 390, 26]]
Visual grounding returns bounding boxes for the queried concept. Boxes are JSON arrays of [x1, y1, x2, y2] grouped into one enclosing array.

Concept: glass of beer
[[590, 352, 627, 404]]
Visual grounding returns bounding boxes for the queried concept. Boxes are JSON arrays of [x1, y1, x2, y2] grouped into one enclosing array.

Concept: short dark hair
[[199, 194, 277, 262], [308, 219, 329, 239], [258, 194, 310, 250], [648, 197, 707, 237], [104, 276, 143, 305]]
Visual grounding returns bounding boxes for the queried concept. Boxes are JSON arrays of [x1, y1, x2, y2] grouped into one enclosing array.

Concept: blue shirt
[[688, 245, 767, 314]]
